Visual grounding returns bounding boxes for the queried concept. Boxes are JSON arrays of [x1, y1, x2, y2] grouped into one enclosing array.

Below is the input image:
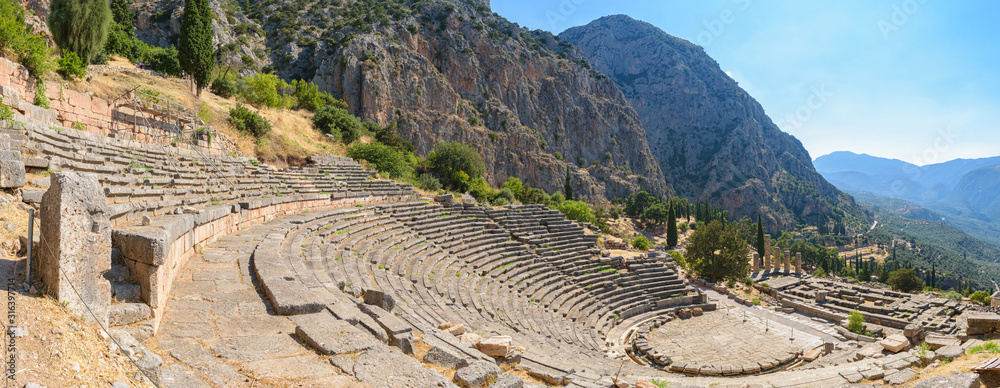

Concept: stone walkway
[[646, 310, 821, 369], [154, 224, 358, 387]]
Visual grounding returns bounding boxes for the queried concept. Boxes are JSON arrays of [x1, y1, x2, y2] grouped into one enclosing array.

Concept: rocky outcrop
[[562, 15, 865, 228]]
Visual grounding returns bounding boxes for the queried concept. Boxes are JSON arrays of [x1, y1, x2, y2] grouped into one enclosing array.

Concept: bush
[[417, 173, 441, 191], [558, 200, 597, 225], [346, 142, 411, 178], [468, 177, 497, 202], [497, 187, 515, 204], [549, 191, 565, 207], [56, 50, 87, 80], [971, 291, 991, 305], [312, 105, 363, 144], [210, 77, 236, 98], [944, 291, 963, 301], [228, 104, 271, 138], [847, 309, 865, 335], [501, 177, 524, 201], [428, 141, 484, 189], [631, 236, 651, 251], [678, 222, 688, 233], [521, 187, 547, 205], [240, 73, 288, 108], [147, 46, 181, 76], [291, 79, 333, 112]]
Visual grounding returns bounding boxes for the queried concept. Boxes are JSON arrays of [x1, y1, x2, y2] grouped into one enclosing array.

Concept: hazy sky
[[493, 0, 1000, 165]]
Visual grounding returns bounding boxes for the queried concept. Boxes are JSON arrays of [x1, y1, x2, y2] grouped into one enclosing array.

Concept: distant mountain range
[[815, 151, 1000, 244]]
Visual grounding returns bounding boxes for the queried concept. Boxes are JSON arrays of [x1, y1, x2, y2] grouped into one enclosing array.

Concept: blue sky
[[493, 0, 1000, 165]]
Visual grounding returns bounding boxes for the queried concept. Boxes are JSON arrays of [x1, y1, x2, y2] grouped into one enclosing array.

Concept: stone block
[[692, 307, 703, 316], [884, 368, 918, 385], [0, 158, 24, 188], [802, 347, 822, 361], [112, 283, 142, 303], [108, 303, 152, 326], [447, 323, 466, 336], [880, 334, 909, 353], [903, 323, 923, 338], [135, 348, 163, 385], [0, 133, 8, 150], [435, 193, 453, 203], [924, 335, 959, 350], [291, 312, 378, 355], [424, 345, 470, 369], [475, 336, 512, 358], [455, 360, 501, 388], [491, 375, 523, 388], [21, 188, 43, 204], [363, 289, 395, 312], [913, 373, 980, 388], [39, 172, 111, 326]]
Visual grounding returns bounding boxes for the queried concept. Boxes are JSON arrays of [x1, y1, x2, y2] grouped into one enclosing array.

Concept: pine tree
[[48, 0, 112, 63], [563, 166, 573, 201], [930, 263, 936, 289], [666, 202, 678, 247], [179, 0, 214, 95], [755, 213, 765, 258]]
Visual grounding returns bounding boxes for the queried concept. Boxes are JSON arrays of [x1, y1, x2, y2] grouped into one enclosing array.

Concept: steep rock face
[[299, 2, 665, 201], [562, 15, 863, 229]]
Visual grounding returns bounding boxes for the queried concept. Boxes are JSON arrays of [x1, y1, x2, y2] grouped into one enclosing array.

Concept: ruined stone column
[[784, 250, 792, 273], [795, 252, 802, 274], [773, 247, 780, 272], [752, 252, 760, 273], [39, 172, 111, 327], [764, 234, 771, 271]]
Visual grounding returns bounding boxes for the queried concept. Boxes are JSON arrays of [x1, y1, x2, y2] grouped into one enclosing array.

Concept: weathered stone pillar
[[772, 247, 780, 272], [39, 172, 111, 326], [795, 252, 802, 274], [0, 133, 26, 188], [784, 250, 792, 273], [752, 252, 760, 273]]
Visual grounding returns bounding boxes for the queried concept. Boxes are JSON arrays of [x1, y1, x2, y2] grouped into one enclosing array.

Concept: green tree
[[178, 0, 213, 95], [48, 0, 111, 63], [642, 203, 668, 227], [374, 121, 414, 153], [686, 220, 751, 283], [887, 268, 924, 293], [428, 141, 484, 189], [666, 202, 678, 247], [631, 235, 651, 251], [755, 213, 766, 258], [847, 310, 865, 335], [564, 167, 574, 201]]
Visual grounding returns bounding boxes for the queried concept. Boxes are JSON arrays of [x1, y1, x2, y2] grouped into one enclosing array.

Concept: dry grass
[[0, 192, 29, 257], [83, 56, 344, 166], [5, 291, 154, 387]]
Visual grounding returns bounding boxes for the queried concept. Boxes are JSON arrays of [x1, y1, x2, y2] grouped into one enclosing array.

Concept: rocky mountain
[[130, 0, 666, 202], [561, 15, 864, 230], [940, 164, 1000, 222]]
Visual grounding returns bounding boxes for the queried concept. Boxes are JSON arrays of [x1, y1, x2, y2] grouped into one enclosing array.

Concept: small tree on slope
[[48, 0, 111, 63], [178, 0, 214, 96]]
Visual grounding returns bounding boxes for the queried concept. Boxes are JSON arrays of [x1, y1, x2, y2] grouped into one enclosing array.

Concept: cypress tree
[[755, 213, 765, 258], [179, 0, 214, 95], [563, 166, 573, 201], [666, 202, 678, 247], [48, 0, 112, 63]]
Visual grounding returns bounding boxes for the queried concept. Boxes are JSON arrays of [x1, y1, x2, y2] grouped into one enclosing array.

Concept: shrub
[[497, 187, 515, 204], [558, 200, 597, 225], [970, 291, 991, 305], [678, 222, 688, 233], [374, 121, 414, 153], [631, 235, 651, 251], [468, 177, 497, 202], [361, 120, 381, 136], [0, 96, 12, 122], [501, 177, 524, 201], [228, 104, 271, 138], [521, 187, 547, 205], [148, 46, 181, 76], [291, 79, 333, 112], [56, 50, 87, 80], [943, 291, 963, 301], [210, 77, 236, 98], [549, 191, 565, 207], [847, 309, 865, 335], [725, 279, 736, 289], [417, 173, 441, 191], [428, 141, 484, 189], [967, 341, 1000, 355], [346, 142, 410, 178], [33, 79, 49, 109], [312, 105, 363, 144], [689, 221, 698, 230], [0, 0, 52, 76]]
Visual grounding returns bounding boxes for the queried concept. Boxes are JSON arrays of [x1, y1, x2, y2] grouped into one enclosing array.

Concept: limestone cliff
[[260, 0, 666, 201], [561, 15, 865, 229]]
